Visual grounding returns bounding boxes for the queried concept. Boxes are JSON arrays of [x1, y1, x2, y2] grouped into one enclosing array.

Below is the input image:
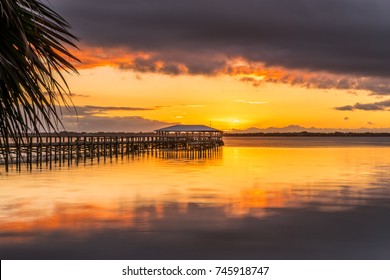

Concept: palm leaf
[[0, 0, 79, 167]]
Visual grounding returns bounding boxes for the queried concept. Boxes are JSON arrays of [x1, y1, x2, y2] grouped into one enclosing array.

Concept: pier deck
[[0, 133, 224, 172]]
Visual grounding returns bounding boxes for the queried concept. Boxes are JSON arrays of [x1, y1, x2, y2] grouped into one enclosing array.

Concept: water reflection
[[1, 138, 390, 259], [2, 200, 390, 259], [156, 148, 223, 161]]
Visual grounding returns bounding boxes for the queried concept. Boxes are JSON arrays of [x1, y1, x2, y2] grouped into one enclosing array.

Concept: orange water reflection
[[2, 139, 390, 248]]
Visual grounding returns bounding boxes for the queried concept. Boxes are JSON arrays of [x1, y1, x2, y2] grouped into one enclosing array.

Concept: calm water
[[1, 137, 390, 259]]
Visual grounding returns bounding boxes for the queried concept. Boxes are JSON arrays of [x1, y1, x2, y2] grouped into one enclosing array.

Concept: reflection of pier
[[1, 125, 224, 171], [155, 146, 223, 161]]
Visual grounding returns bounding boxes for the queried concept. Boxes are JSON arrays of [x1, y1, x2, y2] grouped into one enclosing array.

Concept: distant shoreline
[[30, 131, 390, 137], [223, 132, 390, 137]]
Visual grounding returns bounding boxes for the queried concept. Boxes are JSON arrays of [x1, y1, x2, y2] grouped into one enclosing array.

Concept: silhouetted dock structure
[[0, 125, 224, 172]]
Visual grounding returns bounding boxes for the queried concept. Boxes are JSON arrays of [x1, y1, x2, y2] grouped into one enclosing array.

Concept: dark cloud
[[118, 52, 226, 75], [69, 93, 90, 98], [119, 57, 185, 76], [43, 92, 90, 98], [354, 103, 383, 111], [52, 0, 390, 82], [334, 105, 355, 111], [232, 70, 390, 95], [335, 99, 390, 111]]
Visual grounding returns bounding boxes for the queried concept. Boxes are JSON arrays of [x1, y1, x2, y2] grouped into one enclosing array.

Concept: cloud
[[72, 47, 149, 69], [52, 0, 390, 95], [235, 99, 268, 105], [354, 103, 384, 111], [118, 53, 227, 76], [43, 92, 90, 98], [225, 61, 390, 95], [334, 105, 355, 111], [181, 105, 203, 108], [61, 115, 175, 133], [335, 100, 390, 111], [55, 105, 177, 132], [61, 105, 154, 117], [119, 57, 186, 76], [155, 104, 203, 109], [69, 93, 90, 98]]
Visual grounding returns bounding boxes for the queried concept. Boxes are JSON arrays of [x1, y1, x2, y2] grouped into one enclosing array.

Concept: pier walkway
[[0, 132, 224, 172]]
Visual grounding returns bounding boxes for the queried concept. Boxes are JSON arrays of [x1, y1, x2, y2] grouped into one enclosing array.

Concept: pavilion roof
[[155, 125, 221, 132]]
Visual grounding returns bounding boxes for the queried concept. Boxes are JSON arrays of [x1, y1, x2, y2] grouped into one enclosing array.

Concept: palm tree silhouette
[[0, 0, 79, 161]]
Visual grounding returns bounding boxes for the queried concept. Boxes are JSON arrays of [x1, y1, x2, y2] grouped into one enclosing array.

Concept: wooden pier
[[0, 131, 224, 172]]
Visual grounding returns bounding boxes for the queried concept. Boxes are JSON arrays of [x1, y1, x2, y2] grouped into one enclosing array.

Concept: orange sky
[[59, 46, 390, 132]]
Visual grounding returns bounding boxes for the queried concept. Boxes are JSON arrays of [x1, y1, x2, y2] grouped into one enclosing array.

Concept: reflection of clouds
[[369, 168, 390, 188], [0, 201, 228, 243], [0, 202, 134, 240], [2, 154, 390, 241], [2, 176, 390, 245], [2, 200, 390, 259]]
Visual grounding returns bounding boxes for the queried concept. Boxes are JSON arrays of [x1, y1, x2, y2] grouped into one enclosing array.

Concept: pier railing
[[0, 133, 224, 171]]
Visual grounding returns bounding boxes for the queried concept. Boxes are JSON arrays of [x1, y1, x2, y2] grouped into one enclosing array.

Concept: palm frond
[[0, 0, 79, 164]]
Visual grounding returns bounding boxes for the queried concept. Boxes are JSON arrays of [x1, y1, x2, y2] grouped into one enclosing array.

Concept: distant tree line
[[223, 132, 390, 137]]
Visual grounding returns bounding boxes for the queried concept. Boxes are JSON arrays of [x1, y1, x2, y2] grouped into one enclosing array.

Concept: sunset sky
[[50, 0, 390, 132]]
